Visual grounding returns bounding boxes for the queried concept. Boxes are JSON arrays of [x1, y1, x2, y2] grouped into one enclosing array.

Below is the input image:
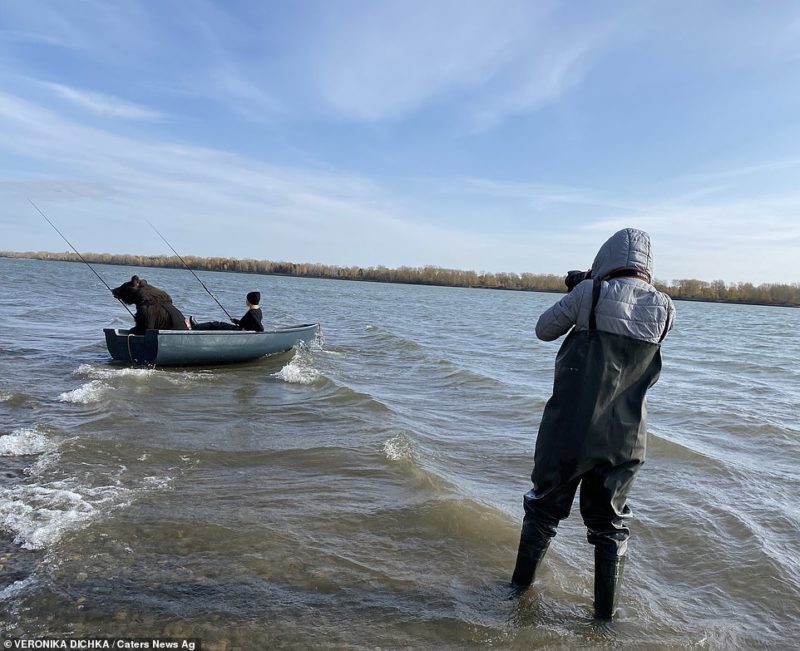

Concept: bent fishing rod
[[29, 198, 135, 318], [146, 220, 235, 321]]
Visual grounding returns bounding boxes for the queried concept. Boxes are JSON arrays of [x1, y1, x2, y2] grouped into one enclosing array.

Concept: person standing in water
[[190, 291, 264, 332], [511, 228, 675, 620]]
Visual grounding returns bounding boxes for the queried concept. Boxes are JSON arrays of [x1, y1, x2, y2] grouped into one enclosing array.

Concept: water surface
[[1, 258, 798, 649]]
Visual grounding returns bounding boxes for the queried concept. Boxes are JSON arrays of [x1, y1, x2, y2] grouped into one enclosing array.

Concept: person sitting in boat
[[111, 275, 190, 335], [190, 291, 265, 332]]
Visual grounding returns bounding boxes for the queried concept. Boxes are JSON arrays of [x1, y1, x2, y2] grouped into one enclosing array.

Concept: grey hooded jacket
[[536, 228, 675, 344]]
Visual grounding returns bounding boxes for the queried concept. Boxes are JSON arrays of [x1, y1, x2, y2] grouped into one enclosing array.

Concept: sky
[[1, 0, 799, 284]]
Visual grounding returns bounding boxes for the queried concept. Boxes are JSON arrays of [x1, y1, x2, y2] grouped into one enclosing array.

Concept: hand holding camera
[[565, 269, 591, 292]]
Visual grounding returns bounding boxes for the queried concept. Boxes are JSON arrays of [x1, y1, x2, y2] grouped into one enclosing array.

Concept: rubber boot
[[593, 549, 625, 619], [510, 534, 549, 594]]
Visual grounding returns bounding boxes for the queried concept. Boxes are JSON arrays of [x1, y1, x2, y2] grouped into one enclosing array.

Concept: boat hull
[[104, 323, 320, 366]]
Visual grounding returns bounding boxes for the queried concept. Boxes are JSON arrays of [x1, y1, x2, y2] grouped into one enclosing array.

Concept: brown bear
[[111, 275, 189, 335]]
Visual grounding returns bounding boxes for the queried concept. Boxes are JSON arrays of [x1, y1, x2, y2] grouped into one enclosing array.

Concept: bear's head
[[111, 275, 144, 304], [111, 275, 172, 305]]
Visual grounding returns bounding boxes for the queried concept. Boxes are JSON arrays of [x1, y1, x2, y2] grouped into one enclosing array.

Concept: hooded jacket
[[536, 229, 675, 344]]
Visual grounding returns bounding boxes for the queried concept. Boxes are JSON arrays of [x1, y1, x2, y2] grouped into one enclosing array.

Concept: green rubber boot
[[510, 534, 549, 594], [594, 550, 625, 619]]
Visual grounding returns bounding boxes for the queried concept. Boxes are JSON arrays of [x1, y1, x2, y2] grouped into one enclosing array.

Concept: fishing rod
[[146, 220, 235, 321], [28, 198, 135, 318]]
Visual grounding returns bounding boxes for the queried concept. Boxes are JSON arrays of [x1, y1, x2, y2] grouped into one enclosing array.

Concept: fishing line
[[29, 198, 135, 318], [146, 220, 235, 321]]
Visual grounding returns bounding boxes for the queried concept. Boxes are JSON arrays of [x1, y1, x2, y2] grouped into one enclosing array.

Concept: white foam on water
[[0, 392, 11, 402], [0, 576, 36, 602], [383, 432, 415, 462], [25, 448, 62, 478], [75, 363, 157, 381], [0, 427, 57, 457], [0, 481, 122, 549], [0, 474, 172, 551], [162, 370, 216, 386], [74, 364, 215, 386], [142, 476, 171, 491], [58, 381, 109, 404], [273, 362, 320, 385], [272, 350, 321, 385], [321, 348, 344, 357]]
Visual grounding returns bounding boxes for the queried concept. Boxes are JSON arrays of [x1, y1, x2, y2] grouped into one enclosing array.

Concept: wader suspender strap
[[589, 279, 602, 331], [659, 311, 672, 343]]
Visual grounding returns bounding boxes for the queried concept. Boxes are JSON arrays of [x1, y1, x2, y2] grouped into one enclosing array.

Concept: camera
[[565, 269, 591, 292]]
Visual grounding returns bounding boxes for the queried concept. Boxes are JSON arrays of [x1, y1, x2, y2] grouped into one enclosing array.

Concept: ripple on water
[[0, 391, 36, 408]]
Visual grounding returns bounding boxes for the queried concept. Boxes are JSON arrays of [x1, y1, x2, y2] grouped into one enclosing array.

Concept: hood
[[591, 228, 653, 281]]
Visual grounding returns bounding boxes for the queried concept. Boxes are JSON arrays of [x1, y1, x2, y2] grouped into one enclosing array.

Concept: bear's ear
[[130, 275, 140, 284]]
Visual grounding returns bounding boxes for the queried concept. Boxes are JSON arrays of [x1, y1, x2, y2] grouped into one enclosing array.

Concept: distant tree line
[[2, 250, 798, 307]]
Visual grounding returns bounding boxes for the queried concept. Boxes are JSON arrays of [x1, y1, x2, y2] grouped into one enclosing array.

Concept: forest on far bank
[[3, 250, 799, 307]]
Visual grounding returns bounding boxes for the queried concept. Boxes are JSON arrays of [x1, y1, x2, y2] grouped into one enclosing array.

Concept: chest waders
[[511, 280, 666, 619]]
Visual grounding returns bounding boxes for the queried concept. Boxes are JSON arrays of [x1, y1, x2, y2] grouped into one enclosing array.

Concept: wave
[[0, 474, 170, 551], [57, 380, 109, 404], [364, 324, 423, 353], [272, 346, 322, 385], [0, 392, 36, 408], [0, 427, 58, 457], [383, 432, 415, 462], [380, 431, 456, 497], [273, 360, 320, 385], [368, 489, 518, 548], [0, 426, 175, 553], [429, 362, 512, 391], [75, 363, 159, 381], [362, 328, 528, 395], [646, 428, 722, 464], [57, 365, 218, 403], [312, 382, 393, 415], [73, 363, 215, 385]]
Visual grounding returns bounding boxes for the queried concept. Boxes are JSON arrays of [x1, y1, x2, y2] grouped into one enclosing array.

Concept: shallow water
[[1, 257, 798, 649]]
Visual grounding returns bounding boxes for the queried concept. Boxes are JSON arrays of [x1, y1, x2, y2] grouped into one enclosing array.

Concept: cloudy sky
[[1, 0, 799, 284]]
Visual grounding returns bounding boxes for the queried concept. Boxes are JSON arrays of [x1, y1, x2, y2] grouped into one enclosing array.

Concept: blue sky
[[1, 0, 799, 284]]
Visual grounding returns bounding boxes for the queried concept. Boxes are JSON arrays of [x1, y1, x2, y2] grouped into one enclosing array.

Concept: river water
[[0, 257, 798, 649]]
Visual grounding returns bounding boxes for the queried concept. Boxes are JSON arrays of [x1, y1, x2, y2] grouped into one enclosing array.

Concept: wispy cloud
[[41, 82, 165, 121], [0, 179, 111, 200], [679, 158, 800, 183], [0, 92, 529, 270], [2, 3, 800, 284], [465, 24, 608, 131], [0, 0, 159, 57], [455, 177, 636, 211], [303, 0, 607, 126], [205, 67, 284, 122], [0, 1, 628, 129], [586, 199, 800, 244], [1, 89, 799, 283], [583, 196, 800, 283]]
